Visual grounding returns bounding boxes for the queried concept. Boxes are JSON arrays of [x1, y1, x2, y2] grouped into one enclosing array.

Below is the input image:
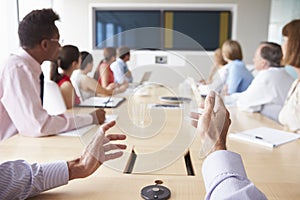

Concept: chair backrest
[[43, 80, 67, 115], [70, 70, 84, 102]]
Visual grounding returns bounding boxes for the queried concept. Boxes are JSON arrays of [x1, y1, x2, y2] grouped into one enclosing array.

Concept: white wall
[[52, 0, 271, 80], [268, 0, 300, 44], [0, 0, 19, 62]]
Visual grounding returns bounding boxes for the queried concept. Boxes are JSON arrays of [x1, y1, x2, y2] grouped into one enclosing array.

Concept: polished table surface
[[1, 86, 300, 199]]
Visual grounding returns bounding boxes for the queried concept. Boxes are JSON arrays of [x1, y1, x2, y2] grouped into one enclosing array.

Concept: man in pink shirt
[[0, 9, 105, 141]]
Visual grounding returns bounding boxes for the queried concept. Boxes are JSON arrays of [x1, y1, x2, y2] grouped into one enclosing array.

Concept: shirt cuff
[[41, 161, 69, 191], [72, 114, 94, 128], [202, 150, 246, 190]]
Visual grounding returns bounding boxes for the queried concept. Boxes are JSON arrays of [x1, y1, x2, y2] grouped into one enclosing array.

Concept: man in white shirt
[[192, 91, 267, 199], [110, 46, 133, 84], [0, 9, 105, 140], [228, 42, 294, 121]]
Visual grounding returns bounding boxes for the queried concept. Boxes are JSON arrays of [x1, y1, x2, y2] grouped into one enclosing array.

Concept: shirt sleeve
[[110, 61, 125, 84], [0, 160, 69, 199], [226, 65, 242, 94], [208, 68, 228, 93], [202, 150, 267, 200], [278, 81, 300, 132], [2, 66, 93, 137], [237, 73, 272, 112]]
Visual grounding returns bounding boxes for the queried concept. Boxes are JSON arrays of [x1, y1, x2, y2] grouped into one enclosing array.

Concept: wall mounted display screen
[[94, 9, 232, 51]]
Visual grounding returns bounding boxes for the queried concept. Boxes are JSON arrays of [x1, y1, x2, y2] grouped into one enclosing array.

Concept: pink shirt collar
[[16, 48, 41, 75]]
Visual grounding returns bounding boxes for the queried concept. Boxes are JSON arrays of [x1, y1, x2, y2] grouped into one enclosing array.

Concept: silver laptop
[[130, 71, 152, 88]]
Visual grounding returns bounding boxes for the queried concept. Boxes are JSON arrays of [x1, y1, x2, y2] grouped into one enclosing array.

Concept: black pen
[[255, 136, 263, 140]]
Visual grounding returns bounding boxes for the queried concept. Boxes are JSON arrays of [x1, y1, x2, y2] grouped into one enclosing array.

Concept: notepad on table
[[60, 124, 96, 137], [60, 114, 118, 137], [77, 97, 125, 108], [229, 127, 300, 148]]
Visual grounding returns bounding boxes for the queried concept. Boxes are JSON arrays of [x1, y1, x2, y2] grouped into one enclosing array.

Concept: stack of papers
[[229, 127, 300, 148]]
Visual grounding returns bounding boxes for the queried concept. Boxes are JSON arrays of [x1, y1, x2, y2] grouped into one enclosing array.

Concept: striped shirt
[[0, 160, 69, 199], [203, 151, 267, 200]]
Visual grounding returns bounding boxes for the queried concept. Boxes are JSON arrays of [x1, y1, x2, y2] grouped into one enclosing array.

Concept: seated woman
[[50, 45, 81, 109], [72, 51, 125, 101], [94, 47, 116, 88], [222, 40, 254, 95], [198, 48, 228, 94], [94, 47, 128, 90], [278, 19, 300, 132]]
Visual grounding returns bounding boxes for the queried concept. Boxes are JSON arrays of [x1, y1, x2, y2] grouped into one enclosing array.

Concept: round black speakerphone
[[141, 184, 171, 200]]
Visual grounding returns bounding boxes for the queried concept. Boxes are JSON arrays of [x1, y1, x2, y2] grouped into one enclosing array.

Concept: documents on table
[[229, 127, 300, 148], [77, 97, 125, 108], [60, 115, 118, 137], [60, 124, 96, 137]]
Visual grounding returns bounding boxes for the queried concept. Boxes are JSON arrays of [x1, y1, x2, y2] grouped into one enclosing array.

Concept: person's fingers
[[103, 134, 126, 145], [214, 93, 226, 112], [115, 144, 127, 150], [103, 143, 127, 152], [106, 134, 127, 141], [191, 119, 198, 128], [101, 121, 116, 133], [199, 102, 205, 109], [104, 151, 124, 161], [204, 91, 215, 113], [198, 91, 215, 126], [190, 112, 200, 128], [190, 112, 199, 119]]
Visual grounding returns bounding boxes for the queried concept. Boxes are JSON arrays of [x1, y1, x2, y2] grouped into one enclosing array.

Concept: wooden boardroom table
[[0, 85, 300, 199]]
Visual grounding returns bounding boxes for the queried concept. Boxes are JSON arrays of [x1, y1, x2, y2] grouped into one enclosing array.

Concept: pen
[[154, 104, 180, 108], [104, 96, 112, 107], [255, 136, 263, 140]]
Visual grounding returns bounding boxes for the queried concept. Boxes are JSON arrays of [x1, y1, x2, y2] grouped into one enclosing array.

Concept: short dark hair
[[80, 51, 93, 70], [117, 46, 130, 59], [18, 8, 60, 49], [50, 45, 79, 83], [260, 42, 283, 67]]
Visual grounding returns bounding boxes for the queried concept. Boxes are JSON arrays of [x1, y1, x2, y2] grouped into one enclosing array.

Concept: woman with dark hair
[[50, 45, 81, 109], [278, 19, 300, 132]]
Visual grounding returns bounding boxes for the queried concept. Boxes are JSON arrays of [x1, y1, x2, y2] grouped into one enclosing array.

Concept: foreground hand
[[192, 91, 231, 153], [68, 121, 126, 180]]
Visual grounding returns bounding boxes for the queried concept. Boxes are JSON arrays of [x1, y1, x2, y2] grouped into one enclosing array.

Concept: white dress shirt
[[0, 160, 69, 199], [198, 65, 228, 96], [71, 69, 93, 101], [202, 150, 267, 200], [110, 58, 132, 84], [0, 48, 93, 141], [236, 67, 294, 121]]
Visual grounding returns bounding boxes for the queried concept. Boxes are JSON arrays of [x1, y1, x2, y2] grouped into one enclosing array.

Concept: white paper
[[229, 127, 300, 148], [79, 97, 125, 108], [60, 114, 118, 137], [60, 124, 96, 137]]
